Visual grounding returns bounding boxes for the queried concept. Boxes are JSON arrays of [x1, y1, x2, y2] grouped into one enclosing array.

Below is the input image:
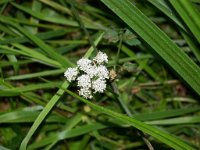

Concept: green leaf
[[100, 0, 200, 95]]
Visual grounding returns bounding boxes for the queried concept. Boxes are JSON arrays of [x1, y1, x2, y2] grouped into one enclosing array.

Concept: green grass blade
[[101, 0, 200, 95], [169, 0, 200, 43], [6, 54, 19, 74], [0, 29, 74, 44], [181, 31, 200, 62], [148, 0, 187, 31], [1, 81, 62, 93], [19, 32, 104, 150], [0, 145, 11, 150], [10, 2, 102, 30], [0, 0, 13, 5], [6, 69, 65, 80], [28, 123, 107, 150], [65, 89, 195, 150], [19, 81, 69, 150], [0, 109, 67, 123], [37, 113, 83, 150], [121, 45, 160, 80], [134, 107, 200, 121], [10, 2, 78, 27], [0, 45, 62, 67], [0, 16, 73, 68], [146, 116, 200, 125]]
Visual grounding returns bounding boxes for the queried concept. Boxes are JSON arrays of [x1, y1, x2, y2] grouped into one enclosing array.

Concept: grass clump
[[0, 0, 200, 150]]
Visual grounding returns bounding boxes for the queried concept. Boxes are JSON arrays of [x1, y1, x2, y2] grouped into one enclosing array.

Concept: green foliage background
[[0, 0, 200, 149]]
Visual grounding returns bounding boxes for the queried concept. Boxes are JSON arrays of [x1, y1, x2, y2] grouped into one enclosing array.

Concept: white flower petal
[[79, 88, 93, 99], [93, 51, 108, 64], [64, 67, 78, 82], [77, 74, 91, 88], [92, 78, 107, 93], [96, 65, 109, 79], [77, 58, 92, 72]]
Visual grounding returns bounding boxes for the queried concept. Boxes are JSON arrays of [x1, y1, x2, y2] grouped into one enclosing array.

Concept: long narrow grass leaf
[[19, 32, 104, 150], [101, 0, 200, 95], [169, 0, 200, 43], [66, 89, 195, 150], [0, 16, 73, 67]]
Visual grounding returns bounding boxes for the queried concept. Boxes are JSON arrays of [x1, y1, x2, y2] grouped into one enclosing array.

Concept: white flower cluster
[[64, 51, 109, 99]]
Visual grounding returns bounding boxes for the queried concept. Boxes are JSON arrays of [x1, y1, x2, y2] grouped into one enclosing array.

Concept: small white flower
[[96, 65, 109, 79], [64, 67, 78, 82], [93, 51, 108, 64], [77, 58, 92, 72], [85, 65, 97, 78], [92, 78, 107, 93], [77, 74, 91, 88], [79, 88, 93, 99], [64, 51, 109, 99]]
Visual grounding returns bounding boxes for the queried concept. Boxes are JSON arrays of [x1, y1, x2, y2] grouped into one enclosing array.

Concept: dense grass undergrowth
[[0, 0, 200, 150]]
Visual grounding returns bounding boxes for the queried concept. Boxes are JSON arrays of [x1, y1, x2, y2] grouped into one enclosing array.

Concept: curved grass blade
[[65, 89, 195, 150], [100, 0, 200, 95]]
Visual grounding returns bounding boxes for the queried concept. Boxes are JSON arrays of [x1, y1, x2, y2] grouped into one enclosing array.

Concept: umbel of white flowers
[[64, 51, 109, 99]]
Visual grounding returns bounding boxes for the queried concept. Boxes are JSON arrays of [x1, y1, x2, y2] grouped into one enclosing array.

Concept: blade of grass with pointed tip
[[101, 0, 200, 95]]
